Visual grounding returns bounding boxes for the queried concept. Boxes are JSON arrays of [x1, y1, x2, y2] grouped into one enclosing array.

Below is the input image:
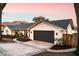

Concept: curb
[[46, 48, 76, 52]]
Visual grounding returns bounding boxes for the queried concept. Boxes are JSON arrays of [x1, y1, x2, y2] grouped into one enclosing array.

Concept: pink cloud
[[3, 3, 74, 14]]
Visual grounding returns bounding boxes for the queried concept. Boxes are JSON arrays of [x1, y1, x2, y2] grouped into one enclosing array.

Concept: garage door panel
[[34, 31, 54, 43]]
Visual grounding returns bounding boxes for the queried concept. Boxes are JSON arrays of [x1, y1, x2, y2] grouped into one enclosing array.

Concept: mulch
[[50, 45, 72, 50]]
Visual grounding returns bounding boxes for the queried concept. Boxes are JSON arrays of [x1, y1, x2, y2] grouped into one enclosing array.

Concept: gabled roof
[[28, 19, 74, 30], [48, 19, 73, 29], [7, 23, 33, 30], [6, 19, 74, 30]]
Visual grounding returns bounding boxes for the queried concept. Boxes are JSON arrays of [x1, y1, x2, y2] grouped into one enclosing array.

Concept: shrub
[[55, 38, 63, 45], [2, 35, 14, 39], [17, 36, 31, 42], [50, 45, 72, 50]]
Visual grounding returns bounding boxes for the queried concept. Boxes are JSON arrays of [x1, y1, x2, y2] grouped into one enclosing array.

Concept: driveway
[[23, 40, 53, 49], [0, 42, 45, 56], [0, 40, 53, 56]]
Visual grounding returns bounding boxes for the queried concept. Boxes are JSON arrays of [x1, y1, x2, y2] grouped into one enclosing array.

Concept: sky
[[2, 3, 77, 26]]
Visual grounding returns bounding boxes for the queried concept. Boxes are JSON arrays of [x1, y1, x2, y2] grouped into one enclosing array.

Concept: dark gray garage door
[[34, 31, 54, 43]]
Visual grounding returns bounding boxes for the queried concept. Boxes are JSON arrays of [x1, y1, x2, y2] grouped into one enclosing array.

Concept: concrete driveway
[[0, 40, 53, 56], [0, 42, 44, 56], [23, 40, 53, 49]]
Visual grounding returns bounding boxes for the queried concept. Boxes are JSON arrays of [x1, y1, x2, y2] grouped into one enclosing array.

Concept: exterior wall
[[11, 30, 15, 35], [3, 26, 26, 36], [29, 22, 66, 43], [72, 30, 77, 34], [27, 30, 30, 37], [3, 26, 12, 35], [65, 24, 77, 34], [1, 26, 4, 32], [67, 24, 73, 34]]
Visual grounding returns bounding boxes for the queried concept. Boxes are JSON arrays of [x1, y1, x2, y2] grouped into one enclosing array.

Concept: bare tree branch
[[0, 3, 7, 11]]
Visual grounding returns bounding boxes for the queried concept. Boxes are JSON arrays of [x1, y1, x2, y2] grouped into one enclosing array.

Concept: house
[[27, 19, 74, 44], [1, 20, 28, 33], [3, 23, 33, 36], [3, 19, 75, 44]]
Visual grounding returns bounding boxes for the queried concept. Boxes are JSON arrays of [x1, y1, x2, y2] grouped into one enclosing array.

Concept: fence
[[63, 33, 77, 48]]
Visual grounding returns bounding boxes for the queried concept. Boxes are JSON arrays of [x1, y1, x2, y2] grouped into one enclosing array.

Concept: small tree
[[32, 16, 49, 22]]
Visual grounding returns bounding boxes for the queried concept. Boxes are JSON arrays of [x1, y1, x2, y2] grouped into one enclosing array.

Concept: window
[[6, 30, 8, 33]]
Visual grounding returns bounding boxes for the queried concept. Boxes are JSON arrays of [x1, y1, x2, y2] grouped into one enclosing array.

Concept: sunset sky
[[2, 3, 77, 26]]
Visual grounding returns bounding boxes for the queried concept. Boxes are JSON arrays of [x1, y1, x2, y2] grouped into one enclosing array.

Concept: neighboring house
[[3, 23, 33, 36], [1, 21, 28, 33], [27, 19, 74, 44], [72, 26, 78, 33]]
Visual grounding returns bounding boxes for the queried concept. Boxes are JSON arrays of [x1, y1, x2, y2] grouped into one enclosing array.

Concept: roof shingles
[[7, 19, 73, 30], [7, 23, 33, 30], [48, 19, 72, 29]]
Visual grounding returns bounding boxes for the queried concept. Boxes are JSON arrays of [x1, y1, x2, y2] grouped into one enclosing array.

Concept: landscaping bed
[[2, 35, 14, 39], [45, 45, 76, 53], [0, 39, 15, 43], [50, 45, 72, 50], [2, 35, 31, 42], [16, 37, 31, 42]]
